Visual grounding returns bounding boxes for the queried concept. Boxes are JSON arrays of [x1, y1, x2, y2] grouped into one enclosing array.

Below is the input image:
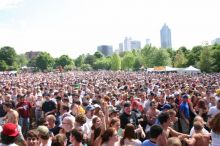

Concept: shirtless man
[[183, 121, 210, 146], [3, 102, 19, 125]]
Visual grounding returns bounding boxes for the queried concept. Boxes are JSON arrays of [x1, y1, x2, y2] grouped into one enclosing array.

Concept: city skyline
[[0, 0, 220, 58]]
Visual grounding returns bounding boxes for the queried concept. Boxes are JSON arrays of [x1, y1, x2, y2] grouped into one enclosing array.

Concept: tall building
[[212, 38, 220, 45], [97, 45, 113, 56], [145, 39, 151, 46], [119, 43, 123, 52], [130, 40, 141, 50], [124, 37, 141, 51], [160, 24, 172, 48], [124, 37, 132, 51]]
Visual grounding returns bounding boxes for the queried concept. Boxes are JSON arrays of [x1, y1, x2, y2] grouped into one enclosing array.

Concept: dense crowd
[[0, 71, 220, 146]]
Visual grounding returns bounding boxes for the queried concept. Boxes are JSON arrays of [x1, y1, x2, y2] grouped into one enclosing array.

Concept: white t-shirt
[[123, 138, 142, 146], [207, 106, 220, 118], [189, 127, 209, 136], [211, 131, 220, 146]]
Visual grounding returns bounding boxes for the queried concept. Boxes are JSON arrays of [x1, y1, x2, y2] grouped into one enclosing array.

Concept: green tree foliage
[[151, 49, 171, 66], [165, 48, 176, 67], [35, 52, 54, 71], [0, 60, 8, 71], [174, 50, 187, 67], [121, 52, 135, 70], [94, 51, 103, 59], [55, 55, 73, 68], [75, 55, 85, 67], [0, 46, 17, 66], [80, 64, 92, 71], [27, 57, 37, 67], [133, 57, 142, 71], [199, 47, 212, 72], [186, 46, 203, 66], [211, 44, 220, 72], [93, 58, 111, 70], [16, 54, 28, 68], [141, 45, 156, 67], [84, 54, 96, 66], [111, 54, 121, 70]]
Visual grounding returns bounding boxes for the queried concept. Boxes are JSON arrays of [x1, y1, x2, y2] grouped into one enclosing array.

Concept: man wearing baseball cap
[[0, 123, 19, 146]]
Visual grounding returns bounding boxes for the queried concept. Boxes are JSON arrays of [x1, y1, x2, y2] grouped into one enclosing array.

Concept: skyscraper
[[160, 24, 172, 48], [97, 45, 113, 56]]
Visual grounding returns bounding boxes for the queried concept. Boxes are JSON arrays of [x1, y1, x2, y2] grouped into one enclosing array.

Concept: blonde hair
[[46, 115, 56, 121], [167, 137, 182, 146]]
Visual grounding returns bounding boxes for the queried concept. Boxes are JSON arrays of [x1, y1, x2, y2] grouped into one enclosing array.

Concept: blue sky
[[0, 0, 219, 58]]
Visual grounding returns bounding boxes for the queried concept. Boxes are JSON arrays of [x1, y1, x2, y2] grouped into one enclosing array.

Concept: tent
[[183, 66, 201, 73]]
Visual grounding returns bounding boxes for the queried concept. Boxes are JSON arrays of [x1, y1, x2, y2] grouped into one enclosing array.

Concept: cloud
[[0, 0, 23, 10]]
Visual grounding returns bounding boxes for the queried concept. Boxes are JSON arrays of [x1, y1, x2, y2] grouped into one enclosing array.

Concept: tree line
[[0, 44, 220, 72]]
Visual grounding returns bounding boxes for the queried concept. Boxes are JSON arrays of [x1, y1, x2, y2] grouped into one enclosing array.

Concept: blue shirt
[[142, 140, 158, 146], [180, 102, 190, 119]]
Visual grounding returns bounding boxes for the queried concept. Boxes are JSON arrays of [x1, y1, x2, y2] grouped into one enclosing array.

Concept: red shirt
[[16, 101, 32, 118]]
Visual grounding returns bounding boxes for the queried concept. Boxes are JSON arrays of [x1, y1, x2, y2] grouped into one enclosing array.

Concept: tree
[[80, 64, 92, 71], [16, 54, 28, 68], [166, 48, 176, 67], [75, 55, 85, 67], [55, 55, 73, 68], [94, 51, 103, 59], [84, 54, 96, 66], [0, 46, 17, 66], [133, 57, 142, 71], [0, 60, 8, 71], [35, 52, 54, 71], [121, 52, 135, 70], [199, 47, 212, 72], [111, 54, 121, 70], [141, 45, 156, 67], [150, 49, 171, 66], [173, 50, 187, 67], [186, 46, 203, 66], [211, 44, 220, 72], [93, 58, 111, 70]]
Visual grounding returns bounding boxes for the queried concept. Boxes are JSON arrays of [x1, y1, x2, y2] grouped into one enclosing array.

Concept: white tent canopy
[[183, 66, 201, 73]]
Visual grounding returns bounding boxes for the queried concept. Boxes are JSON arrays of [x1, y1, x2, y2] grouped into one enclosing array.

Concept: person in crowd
[[207, 98, 220, 124], [0, 123, 19, 146], [179, 94, 190, 134], [120, 102, 138, 129], [74, 114, 86, 130], [109, 117, 122, 136], [69, 129, 84, 146], [42, 93, 56, 117], [183, 121, 210, 146], [46, 114, 61, 136], [101, 128, 119, 146], [60, 116, 75, 146], [157, 112, 189, 139], [189, 115, 209, 136], [82, 105, 95, 139], [209, 112, 220, 146], [142, 124, 165, 146], [167, 137, 182, 146], [120, 123, 142, 146], [26, 129, 39, 146], [16, 95, 32, 132], [37, 125, 52, 146], [51, 133, 67, 146]]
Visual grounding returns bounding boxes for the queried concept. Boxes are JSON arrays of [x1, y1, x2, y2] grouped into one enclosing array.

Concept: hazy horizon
[[0, 0, 219, 58]]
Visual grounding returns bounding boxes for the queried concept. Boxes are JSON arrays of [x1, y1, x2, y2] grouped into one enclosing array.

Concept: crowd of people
[[0, 71, 219, 146]]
